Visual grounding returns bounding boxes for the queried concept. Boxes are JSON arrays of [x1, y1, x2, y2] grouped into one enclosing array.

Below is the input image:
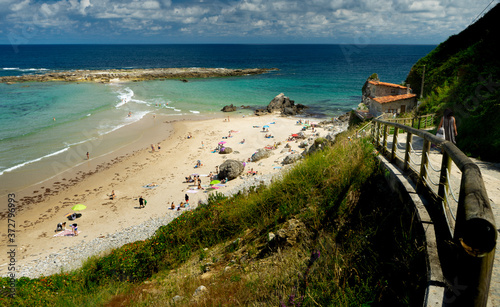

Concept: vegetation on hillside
[[405, 4, 500, 161], [0, 135, 426, 306]]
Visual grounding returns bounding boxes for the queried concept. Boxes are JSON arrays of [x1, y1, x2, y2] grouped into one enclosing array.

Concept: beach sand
[[0, 113, 340, 277]]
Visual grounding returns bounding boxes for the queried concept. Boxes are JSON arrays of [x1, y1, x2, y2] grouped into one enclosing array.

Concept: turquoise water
[[0, 44, 436, 190]]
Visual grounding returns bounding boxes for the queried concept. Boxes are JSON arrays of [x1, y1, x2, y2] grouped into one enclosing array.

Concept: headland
[[0, 67, 277, 84]]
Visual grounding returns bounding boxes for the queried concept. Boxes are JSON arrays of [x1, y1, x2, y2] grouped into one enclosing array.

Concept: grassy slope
[[0, 135, 426, 306], [405, 4, 500, 161]]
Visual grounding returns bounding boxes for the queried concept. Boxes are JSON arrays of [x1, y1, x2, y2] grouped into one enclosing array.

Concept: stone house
[[362, 80, 417, 117]]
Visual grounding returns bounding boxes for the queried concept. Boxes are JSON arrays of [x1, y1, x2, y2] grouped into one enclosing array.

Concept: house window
[[391, 89, 396, 94]]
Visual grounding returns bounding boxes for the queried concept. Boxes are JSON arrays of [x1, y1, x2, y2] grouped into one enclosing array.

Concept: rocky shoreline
[[0, 67, 277, 84]]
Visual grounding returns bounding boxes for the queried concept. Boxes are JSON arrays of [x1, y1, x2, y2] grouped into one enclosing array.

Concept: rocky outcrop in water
[[254, 93, 307, 116], [0, 67, 277, 84], [221, 104, 237, 112]]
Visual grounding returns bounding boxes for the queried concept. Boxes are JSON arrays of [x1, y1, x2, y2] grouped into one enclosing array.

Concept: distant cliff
[[405, 4, 500, 161]]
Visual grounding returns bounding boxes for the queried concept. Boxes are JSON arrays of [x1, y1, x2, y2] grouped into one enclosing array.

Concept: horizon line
[[0, 43, 438, 46]]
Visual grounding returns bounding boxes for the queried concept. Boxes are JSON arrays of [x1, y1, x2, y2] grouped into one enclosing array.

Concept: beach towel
[[53, 229, 80, 237]]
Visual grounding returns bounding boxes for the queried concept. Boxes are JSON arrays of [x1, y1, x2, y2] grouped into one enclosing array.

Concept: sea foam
[[0, 147, 70, 176]]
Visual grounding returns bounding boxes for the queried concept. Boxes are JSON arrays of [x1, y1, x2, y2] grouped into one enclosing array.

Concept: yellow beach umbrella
[[71, 204, 87, 211]]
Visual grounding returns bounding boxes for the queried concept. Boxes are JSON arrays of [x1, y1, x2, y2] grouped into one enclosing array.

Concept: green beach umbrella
[[210, 180, 221, 185], [72, 204, 87, 211]]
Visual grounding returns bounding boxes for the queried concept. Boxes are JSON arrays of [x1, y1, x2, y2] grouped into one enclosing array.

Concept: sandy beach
[[0, 113, 344, 277]]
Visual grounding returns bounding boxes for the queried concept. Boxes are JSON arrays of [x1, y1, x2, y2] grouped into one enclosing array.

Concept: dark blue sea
[[0, 44, 435, 193]]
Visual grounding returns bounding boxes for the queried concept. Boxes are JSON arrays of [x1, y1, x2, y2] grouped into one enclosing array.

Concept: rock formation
[[219, 147, 233, 154], [218, 160, 244, 181], [0, 67, 277, 84], [282, 154, 302, 165], [254, 93, 307, 116], [221, 104, 237, 112], [251, 149, 272, 162]]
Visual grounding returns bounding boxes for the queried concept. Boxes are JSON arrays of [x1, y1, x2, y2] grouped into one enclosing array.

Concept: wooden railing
[[383, 113, 436, 129], [371, 118, 496, 306]]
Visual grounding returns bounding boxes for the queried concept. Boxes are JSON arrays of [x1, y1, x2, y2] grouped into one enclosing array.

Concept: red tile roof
[[368, 80, 408, 90], [372, 93, 417, 104]]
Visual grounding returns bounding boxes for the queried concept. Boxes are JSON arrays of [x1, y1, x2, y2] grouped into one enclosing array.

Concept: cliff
[[405, 3, 500, 161]]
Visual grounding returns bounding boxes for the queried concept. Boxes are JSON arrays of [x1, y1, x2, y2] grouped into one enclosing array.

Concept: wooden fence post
[[404, 132, 413, 171], [438, 151, 452, 204], [391, 126, 399, 162], [417, 139, 430, 193], [382, 124, 388, 155]]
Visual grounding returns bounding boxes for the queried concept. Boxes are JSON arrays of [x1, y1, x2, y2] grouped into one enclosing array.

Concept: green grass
[[0, 135, 426, 306], [405, 5, 500, 161]]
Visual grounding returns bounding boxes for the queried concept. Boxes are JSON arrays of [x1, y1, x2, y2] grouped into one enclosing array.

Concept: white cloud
[[0, 0, 493, 43], [10, 0, 30, 12]]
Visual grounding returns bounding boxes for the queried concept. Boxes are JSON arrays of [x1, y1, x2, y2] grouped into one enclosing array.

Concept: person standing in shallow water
[[438, 108, 458, 144]]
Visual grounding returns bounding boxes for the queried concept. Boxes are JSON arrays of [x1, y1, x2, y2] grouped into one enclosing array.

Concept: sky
[[0, 0, 496, 45]]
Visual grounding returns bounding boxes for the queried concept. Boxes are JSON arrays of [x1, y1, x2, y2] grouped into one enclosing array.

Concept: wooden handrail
[[372, 118, 496, 306]]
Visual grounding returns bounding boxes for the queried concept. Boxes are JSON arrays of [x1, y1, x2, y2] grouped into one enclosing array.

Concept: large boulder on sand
[[219, 160, 244, 180], [219, 147, 233, 154], [221, 104, 237, 112], [305, 137, 328, 155], [251, 149, 272, 162], [283, 154, 302, 165]]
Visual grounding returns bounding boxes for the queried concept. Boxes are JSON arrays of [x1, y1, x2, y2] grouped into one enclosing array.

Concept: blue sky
[[0, 0, 496, 44]]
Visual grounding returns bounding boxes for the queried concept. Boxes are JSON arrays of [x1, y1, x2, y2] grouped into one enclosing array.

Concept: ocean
[[0, 44, 435, 195]]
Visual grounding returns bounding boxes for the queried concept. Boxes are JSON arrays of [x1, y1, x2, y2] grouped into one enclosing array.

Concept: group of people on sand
[[168, 193, 191, 211], [247, 168, 258, 176], [55, 221, 78, 236], [150, 143, 161, 152]]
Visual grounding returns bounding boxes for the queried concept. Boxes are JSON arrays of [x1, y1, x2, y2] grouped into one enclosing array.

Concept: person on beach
[[198, 182, 204, 190], [438, 108, 458, 144], [185, 193, 189, 203], [86, 152, 89, 160], [157, 143, 161, 150], [72, 223, 78, 236], [110, 190, 116, 200], [171, 202, 175, 210], [151, 144, 155, 152], [55, 222, 66, 232], [139, 196, 144, 208], [215, 165, 219, 174], [128, 111, 132, 117]]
